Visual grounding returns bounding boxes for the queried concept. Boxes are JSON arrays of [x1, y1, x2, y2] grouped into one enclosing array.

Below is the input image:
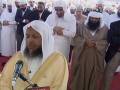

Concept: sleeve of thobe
[[37, 53, 68, 90], [95, 27, 108, 55], [63, 15, 76, 38], [71, 24, 86, 76], [46, 14, 54, 30], [73, 23, 86, 52]]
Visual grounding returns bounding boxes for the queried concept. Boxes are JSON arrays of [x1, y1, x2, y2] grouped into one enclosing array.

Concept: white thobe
[[102, 12, 110, 27], [0, 9, 16, 56], [46, 13, 76, 60], [27, 57, 42, 79]]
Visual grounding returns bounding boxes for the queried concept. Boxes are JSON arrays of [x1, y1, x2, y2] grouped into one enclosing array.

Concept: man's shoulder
[[14, 51, 23, 56], [44, 9, 51, 14], [110, 20, 120, 29], [49, 52, 66, 60], [46, 52, 67, 64], [40, 52, 68, 72], [16, 9, 22, 13], [4, 52, 24, 69], [111, 20, 120, 25], [9, 52, 24, 61], [47, 13, 53, 18]]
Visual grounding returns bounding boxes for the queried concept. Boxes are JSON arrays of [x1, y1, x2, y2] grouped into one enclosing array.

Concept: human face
[[70, 8, 76, 14], [75, 10, 82, 17], [87, 16, 100, 31], [38, 3, 45, 13], [7, 5, 12, 13], [26, 26, 42, 55], [15, 1, 20, 8], [55, 7, 64, 17], [20, 4, 27, 11], [29, 1, 34, 7]]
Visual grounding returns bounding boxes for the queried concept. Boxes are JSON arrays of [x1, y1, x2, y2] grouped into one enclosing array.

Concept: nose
[[56, 11, 61, 15], [27, 37, 33, 44]]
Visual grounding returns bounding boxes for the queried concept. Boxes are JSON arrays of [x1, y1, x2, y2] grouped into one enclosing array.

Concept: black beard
[[24, 47, 43, 59], [16, 5, 20, 8], [8, 9, 12, 13], [117, 12, 120, 18], [21, 8, 26, 11], [87, 20, 100, 31]]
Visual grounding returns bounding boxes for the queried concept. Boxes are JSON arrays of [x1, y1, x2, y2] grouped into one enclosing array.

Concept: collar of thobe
[[27, 57, 43, 79], [89, 30, 97, 36]]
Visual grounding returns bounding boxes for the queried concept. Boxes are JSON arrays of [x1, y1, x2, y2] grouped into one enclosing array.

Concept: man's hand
[[85, 39, 96, 48], [56, 29, 64, 35], [3, 21, 9, 26], [53, 26, 64, 36], [23, 19, 29, 23]]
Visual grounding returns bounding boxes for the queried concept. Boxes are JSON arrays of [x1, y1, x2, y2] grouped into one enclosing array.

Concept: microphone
[[13, 60, 23, 80], [12, 60, 38, 89], [12, 60, 24, 87]]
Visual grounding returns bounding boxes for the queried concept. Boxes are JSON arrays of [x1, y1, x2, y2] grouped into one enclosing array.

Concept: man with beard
[[0, 4, 16, 56], [69, 4, 76, 15], [31, 1, 51, 21], [71, 11, 108, 90], [0, 20, 68, 90], [46, 0, 76, 60], [15, 1, 32, 51]]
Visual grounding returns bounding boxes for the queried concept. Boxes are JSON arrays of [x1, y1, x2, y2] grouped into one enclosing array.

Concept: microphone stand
[[18, 73, 39, 90]]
